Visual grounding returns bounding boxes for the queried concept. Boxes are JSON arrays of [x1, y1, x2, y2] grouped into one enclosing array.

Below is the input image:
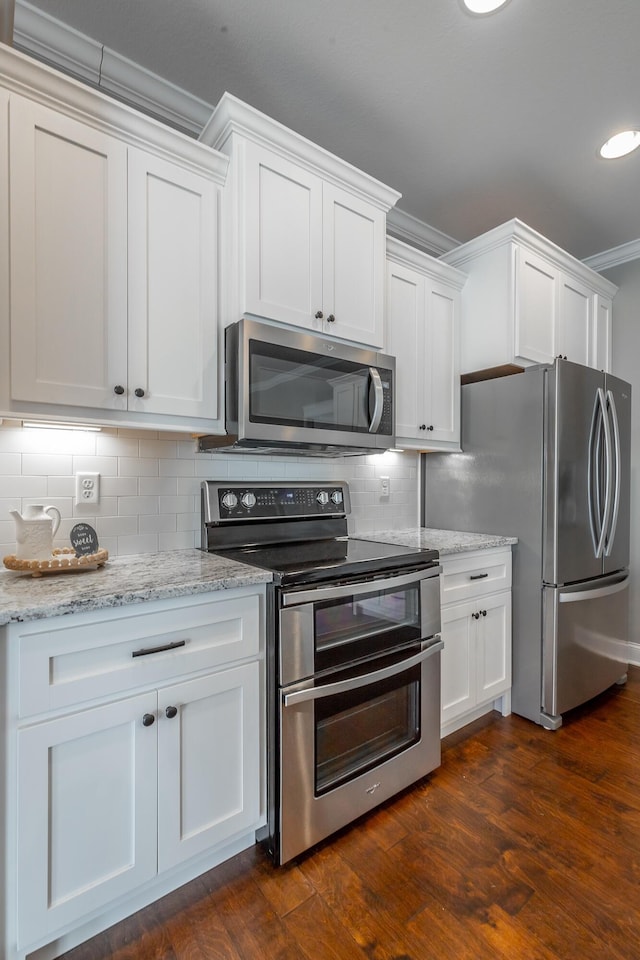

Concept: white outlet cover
[[75, 472, 100, 506]]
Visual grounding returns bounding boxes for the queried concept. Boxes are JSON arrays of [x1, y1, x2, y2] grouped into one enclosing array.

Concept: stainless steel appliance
[[201, 480, 442, 864], [197, 317, 395, 456], [425, 359, 631, 730]]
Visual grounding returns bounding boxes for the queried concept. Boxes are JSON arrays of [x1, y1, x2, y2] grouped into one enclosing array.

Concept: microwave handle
[[368, 367, 384, 433]]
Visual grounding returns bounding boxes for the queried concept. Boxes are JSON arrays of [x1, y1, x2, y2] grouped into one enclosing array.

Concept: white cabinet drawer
[[18, 590, 262, 718], [440, 549, 512, 605]]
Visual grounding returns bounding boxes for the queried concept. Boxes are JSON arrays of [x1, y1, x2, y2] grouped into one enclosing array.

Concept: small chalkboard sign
[[70, 523, 99, 557]]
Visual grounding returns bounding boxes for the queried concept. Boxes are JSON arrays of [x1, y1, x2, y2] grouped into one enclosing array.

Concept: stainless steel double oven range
[[202, 480, 442, 864]]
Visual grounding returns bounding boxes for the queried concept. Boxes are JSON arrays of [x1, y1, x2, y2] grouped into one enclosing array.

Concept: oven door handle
[[282, 638, 443, 706], [281, 565, 441, 607]]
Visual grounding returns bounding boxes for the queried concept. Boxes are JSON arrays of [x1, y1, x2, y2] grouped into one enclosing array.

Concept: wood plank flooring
[[59, 667, 640, 960]]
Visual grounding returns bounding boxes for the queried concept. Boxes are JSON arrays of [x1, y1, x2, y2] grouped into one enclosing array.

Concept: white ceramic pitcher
[[10, 504, 62, 560]]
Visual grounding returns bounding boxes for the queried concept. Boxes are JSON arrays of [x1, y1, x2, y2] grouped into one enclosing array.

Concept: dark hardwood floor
[[59, 666, 640, 960]]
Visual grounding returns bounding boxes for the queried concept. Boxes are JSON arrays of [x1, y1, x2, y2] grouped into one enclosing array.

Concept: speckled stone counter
[[0, 549, 272, 625], [362, 527, 517, 556]]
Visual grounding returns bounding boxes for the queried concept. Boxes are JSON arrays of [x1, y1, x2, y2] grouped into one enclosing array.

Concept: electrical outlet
[[75, 472, 100, 506], [380, 475, 390, 497]]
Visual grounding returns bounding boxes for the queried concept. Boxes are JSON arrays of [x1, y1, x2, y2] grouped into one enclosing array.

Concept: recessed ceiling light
[[599, 130, 640, 159], [462, 0, 511, 14]]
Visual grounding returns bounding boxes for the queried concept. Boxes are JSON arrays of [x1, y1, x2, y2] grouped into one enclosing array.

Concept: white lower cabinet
[[440, 548, 512, 735], [4, 587, 264, 960]]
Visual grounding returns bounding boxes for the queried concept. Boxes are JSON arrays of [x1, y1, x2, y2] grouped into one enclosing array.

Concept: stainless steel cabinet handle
[[282, 639, 443, 706]]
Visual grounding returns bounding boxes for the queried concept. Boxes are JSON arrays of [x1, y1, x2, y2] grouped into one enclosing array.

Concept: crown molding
[[386, 236, 466, 289], [386, 207, 459, 257], [200, 91, 402, 212], [583, 238, 640, 273], [12, 0, 213, 135]]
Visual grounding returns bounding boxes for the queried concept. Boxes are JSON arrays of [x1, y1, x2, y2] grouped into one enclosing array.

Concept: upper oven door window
[[314, 581, 421, 673], [249, 339, 392, 435]]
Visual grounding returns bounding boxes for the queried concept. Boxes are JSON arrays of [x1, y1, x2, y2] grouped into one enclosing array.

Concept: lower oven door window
[[315, 661, 420, 795]]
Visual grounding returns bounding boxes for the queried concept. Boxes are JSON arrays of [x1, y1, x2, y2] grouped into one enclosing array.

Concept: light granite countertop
[[363, 527, 517, 555], [0, 550, 272, 626], [0, 530, 516, 626]]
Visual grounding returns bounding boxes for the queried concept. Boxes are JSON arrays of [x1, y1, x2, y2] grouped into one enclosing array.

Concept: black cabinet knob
[[419, 424, 426, 430], [134, 388, 145, 398], [142, 713, 155, 727], [165, 705, 178, 719], [482, 610, 487, 617], [472, 612, 479, 620], [315, 310, 324, 319], [327, 314, 335, 323], [114, 385, 125, 395], [428, 425, 434, 431]]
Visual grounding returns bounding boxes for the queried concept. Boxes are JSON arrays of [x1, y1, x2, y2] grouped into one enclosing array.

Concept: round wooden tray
[[3, 547, 109, 577]]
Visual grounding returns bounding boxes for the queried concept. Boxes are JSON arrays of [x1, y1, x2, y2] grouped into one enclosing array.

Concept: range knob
[[331, 490, 343, 505], [221, 492, 238, 510], [241, 492, 257, 509], [316, 491, 330, 506]]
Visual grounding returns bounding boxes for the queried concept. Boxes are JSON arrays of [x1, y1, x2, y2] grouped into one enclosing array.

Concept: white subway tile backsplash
[[118, 457, 159, 477], [0, 423, 419, 558], [22, 453, 73, 476], [139, 514, 177, 534], [0, 475, 48, 498], [139, 477, 179, 496], [118, 496, 159, 516]]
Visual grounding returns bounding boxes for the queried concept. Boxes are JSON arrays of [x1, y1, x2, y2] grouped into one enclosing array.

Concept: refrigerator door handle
[[589, 388, 609, 559], [604, 390, 621, 556], [558, 573, 629, 604]]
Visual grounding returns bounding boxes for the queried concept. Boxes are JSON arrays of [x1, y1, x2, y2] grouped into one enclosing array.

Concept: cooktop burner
[[201, 480, 438, 586]]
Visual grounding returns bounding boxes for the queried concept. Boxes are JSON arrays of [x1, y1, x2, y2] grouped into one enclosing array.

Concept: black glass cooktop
[[218, 537, 439, 587]]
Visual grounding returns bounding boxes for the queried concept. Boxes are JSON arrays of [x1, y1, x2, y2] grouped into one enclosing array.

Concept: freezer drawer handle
[[558, 575, 629, 604], [282, 639, 443, 706]]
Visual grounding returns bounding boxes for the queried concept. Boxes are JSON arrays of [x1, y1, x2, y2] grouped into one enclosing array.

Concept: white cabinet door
[[322, 183, 385, 347], [441, 598, 475, 726], [9, 96, 128, 409], [157, 663, 261, 873], [386, 258, 460, 446], [558, 274, 592, 365], [241, 142, 385, 346], [386, 260, 424, 440], [475, 592, 512, 704], [593, 294, 612, 372], [425, 280, 460, 443], [515, 245, 559, 364], [17, 692, 157, 948], [440, 588, 511, 728], [243, 141, 323, 330], [128, 149, 218, 419]]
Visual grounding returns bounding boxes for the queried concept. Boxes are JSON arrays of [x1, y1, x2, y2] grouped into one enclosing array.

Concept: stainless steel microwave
[[198, 317, 395, 456]]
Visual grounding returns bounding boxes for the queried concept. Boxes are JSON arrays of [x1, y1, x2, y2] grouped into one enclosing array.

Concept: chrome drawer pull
[[469, 573, 489, 580], [132, 639, 187, 658]]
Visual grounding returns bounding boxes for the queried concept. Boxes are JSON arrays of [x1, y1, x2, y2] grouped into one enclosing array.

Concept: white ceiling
[[18, 0, 640, 260]]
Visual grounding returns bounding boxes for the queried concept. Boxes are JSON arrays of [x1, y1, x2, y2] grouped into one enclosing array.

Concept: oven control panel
[[203, 481, 351, 522]]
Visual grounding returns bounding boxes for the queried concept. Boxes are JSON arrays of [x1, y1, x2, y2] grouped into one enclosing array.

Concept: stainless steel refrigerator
[[425, 359, 631, 729]]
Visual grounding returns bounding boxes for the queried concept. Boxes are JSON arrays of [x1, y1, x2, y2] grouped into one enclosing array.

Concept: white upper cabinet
[[199, 93, 399, 349], [441, 219, 617, 375], [127, 149, 218, 420], [386, 238, 465, 451], [1, 45, 227, 430], [9, 98, 129, 411]]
